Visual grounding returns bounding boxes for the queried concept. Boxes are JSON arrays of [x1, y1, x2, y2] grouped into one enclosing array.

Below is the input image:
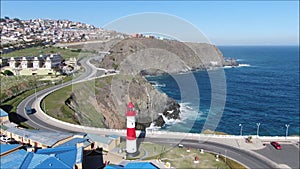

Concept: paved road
[[144, 138, 278, 169], [254, 143, 300, 169], [17, 55, 105, 131], [15, 53, 296, 169]]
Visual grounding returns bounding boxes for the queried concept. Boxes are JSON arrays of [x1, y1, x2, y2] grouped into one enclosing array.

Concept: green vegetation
[[1, 46, 94, 59], [202, 129, 228, 135], [3, 70, 14, 76], [41, 76, 113, 127], [2, 84, 53, 112], [41, 85, 78, 124], [0, 75, 51, 102], [117, 142, 236, 169], [1, 83, 54, 129]]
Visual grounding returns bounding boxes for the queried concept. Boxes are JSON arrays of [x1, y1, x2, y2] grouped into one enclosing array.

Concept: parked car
[[271, 141, 282, 150]]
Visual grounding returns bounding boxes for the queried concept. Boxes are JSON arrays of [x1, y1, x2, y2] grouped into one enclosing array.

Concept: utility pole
[[239, 124, 243, 136], [285, 124, 290, 139], [256, 123, 261, 136]]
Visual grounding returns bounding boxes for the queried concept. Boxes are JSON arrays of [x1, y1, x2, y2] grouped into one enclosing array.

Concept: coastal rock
[[72, 38, 234, 129], [97, 38, 232, 74]]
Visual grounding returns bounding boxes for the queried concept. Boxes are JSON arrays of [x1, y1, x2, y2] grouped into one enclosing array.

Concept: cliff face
[[70, 38, 228, 129], [68, 75, 179, 129], [97, 38, 225, 75]]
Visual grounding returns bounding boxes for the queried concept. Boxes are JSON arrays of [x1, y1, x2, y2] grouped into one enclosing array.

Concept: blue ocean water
[[146, 46, 299, 136]]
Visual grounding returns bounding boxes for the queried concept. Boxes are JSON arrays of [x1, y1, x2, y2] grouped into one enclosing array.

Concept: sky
[[1, 1, 299, 45]]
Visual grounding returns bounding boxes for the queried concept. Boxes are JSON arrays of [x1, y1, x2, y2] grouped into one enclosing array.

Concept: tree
[[3, 70, 14, 76], [13, 18, 20, 22]]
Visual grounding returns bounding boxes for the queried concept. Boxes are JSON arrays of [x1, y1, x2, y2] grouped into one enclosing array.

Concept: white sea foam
[[146, 122, 161, 130], [146, 102, 201, 131], [238, 63, 251, 67], [223, 63, 251, 69], [179, 103, 199, 121], [149, 81, 166, 87]]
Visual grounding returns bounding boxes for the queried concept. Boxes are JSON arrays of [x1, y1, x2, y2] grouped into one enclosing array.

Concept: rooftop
[[86, 134, 113, 145], [0, 143, 22, 155], [0, 108, 8, 117], [5, 126, 73, 147], [0, 149, 27, 169], [20, 146, 83, 169], [108, 134, 120, 139], [55, 138, 91, 148]]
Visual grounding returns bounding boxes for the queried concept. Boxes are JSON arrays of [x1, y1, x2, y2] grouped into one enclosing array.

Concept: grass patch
[[117, 141, 231, 169], [1, 84, 54, 129], [1, 46, 94, 59], [1, 84, 54, 113], [41, 78, 106, 127], [41, 85, 78, 124], [202, 129, 228, 135]]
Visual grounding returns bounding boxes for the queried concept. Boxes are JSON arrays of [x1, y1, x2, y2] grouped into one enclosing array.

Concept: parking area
[[255, 142, 299, 169]]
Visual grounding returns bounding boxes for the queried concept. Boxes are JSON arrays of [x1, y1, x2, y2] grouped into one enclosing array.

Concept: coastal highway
[[15, 53, 294, 169]]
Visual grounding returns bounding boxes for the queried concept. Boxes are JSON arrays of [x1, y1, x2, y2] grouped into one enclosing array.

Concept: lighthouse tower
[[126, 102, 137, 154]]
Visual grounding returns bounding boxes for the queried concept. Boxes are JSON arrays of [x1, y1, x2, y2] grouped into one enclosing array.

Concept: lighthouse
[[126, 102, 137, 154]]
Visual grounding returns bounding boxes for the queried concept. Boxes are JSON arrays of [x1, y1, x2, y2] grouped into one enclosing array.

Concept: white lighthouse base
[[126, 139, 137, 153]]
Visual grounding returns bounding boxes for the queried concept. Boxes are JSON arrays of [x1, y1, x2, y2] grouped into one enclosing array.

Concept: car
[[271, 141, 282, 150], [25, 107, 32, 115]]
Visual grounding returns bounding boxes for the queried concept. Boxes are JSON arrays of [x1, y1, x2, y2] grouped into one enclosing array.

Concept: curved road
[[17, 56, 100, 131], [16, 55, 278, 169], [147, 138, 278, 169]]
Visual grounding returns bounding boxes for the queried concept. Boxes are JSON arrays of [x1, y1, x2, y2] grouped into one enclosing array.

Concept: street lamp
[[224, 149, 227, 163], [256, 123, 261, 136], [285, 124, 290, 138], [239, 124, 243, 136]]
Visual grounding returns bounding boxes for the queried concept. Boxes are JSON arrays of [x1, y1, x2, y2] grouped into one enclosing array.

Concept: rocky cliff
[[70, 38, 230, 129], [97, 38, 226, 75]]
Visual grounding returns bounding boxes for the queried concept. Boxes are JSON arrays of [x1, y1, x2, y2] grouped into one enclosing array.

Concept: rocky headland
[[69, 37, 236, 129]]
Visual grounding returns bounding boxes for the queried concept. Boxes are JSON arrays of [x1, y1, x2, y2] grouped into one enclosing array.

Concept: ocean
[[146, 46, 299, 136]]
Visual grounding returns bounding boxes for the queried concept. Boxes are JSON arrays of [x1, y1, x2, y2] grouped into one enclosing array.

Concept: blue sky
[[1, 1, 299, 45]]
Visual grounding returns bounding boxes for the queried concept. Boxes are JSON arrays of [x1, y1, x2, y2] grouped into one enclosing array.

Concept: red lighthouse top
[[126, 102, 136, 116]]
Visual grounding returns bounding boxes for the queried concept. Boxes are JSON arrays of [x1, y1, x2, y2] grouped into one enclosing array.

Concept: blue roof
[[125, 162, 158, 169], [0, 149, 27, 169], [36, 157, 72, 169], [19, 146, 82, 169], [0, 108, 8, 117], [105, 162, 158, 169], [56, 138, 90, 147], [0, 144, 22, 155], [105, 165, 124, 169]]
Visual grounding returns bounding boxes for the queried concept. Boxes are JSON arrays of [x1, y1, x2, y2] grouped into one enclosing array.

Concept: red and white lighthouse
[[126, 102, 137, 154]]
